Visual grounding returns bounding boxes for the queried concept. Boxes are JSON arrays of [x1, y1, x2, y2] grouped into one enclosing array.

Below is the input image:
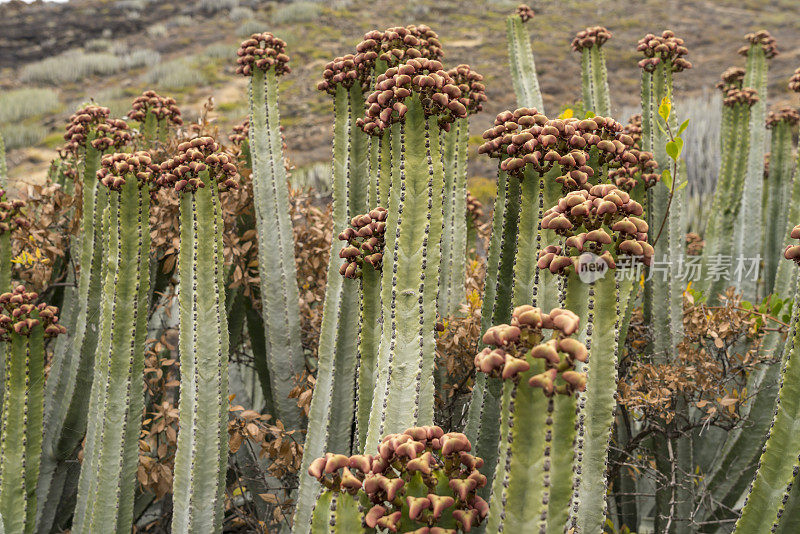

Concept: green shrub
[[0, 123, 48, 150], [0, 89, 60, 124], [20, 49, 160, 85], [272, 1, 320, 24], [236, 19, 268, 37], [145, 57, 209, 89]]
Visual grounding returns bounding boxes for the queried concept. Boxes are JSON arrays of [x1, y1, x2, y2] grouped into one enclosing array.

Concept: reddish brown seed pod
[[127, 90, 182, 126], [235, 33, 291, 77], [571, 26, 612, 52], [158, 136, 239, 192], [0, 285, 65, 341], [636, 30, 692, 73]]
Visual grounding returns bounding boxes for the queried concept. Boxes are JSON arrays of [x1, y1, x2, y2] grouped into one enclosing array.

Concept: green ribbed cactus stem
[[72, 152, 153, 534], [310, 491, 366, 533], [0, 286, 65, 534], [127, 91, 183, 148], [438, 117, 469, 317], [570, 273, 635, 532], [37, 104, 131, 533], [364, 93, 446, 450], [573, 27, 612, 116], [355, 264, 380, 451], [238, 34, 305, 432], [506, 6, 544, 111], [733, 32, 775, 301], [162, 137, 236, 534], [763, 111, 797, 293], [733, 236, 800, 533], [377, 128, 393, 207], [0, 189, 24, 292], [294, 72, 370, 532], [463, 170, 522, 495], [640, 47, 686, 364]]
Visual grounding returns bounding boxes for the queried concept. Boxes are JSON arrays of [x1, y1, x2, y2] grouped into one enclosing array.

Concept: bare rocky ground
[[2, 0, 800, 186]]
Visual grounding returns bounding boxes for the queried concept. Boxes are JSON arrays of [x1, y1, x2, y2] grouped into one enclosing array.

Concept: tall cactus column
[[160, 137, 238, 534], [438, 65, 487, 318], [0, 192, 27, 291], [71, 152, 156, 534], [361, 58, 466, 452], [506, 4, 544, 111], [572, 27, 613, 117], [237, 33, 305, 431], [733, 31, 778, 300], [37, 106, 132, 533], [733, 226, 800, 533], [293, 55, 372, 533], [0, 286, 66, 533], [763, 108, 798, 293]]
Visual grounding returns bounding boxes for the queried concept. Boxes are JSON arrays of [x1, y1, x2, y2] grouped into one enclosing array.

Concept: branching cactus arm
[[238, 33, 305, 431], [159, 137, 237, 534], [572, 27, 613, 117], [506, 5, 544, 111], [127, 91, 182, 148], [0, 287, 65, 534]]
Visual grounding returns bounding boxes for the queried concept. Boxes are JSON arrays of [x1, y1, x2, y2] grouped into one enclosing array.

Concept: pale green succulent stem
[[438, 117, 469, 318], [464, 170, 522, 497], [0, 327, 45, 534], [571, 273, 634, 533], [733, 44, 768, 301], [506, 15, 544, 111], [293, 83, 369, 534], [378, 130, 393, 207], [581, 46, 611, 116], [763, 120, 794, 293], [73, 175, 150, 533], [0, 232, 10, 293], [171, 182, 229, 534], [37, 143, 107, 533], [734, 273, 800, 533], [247, 66, 305, 432], [773, 150, 800, 296], [364, 96, 445, 451], [703, 100, 737, 240], [355, 263, 380, 452], [310, 491, 365, 533]]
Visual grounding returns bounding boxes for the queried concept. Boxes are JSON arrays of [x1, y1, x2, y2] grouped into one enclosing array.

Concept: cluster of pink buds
[[158, 137, 239, 192], [784, 225, 800, 264], [538, 183, 653, 273], [338, 207, 387, 278], [738, 30, 779, 59], [766, 106, 800, 128], [624, 114, 642, 149], [447, 65, 488, 115], [790, 67, 800, 93], [63, 105, 131, 154], [0, 286, 66, 341], [0, 190, 28, 235], [571, 26, 612, 52], [235, 33, 291, 76], [308, 425, 488, 532], [127, 90, 182, 126], [317, 54, 376, 94], [358, 25, 443, 71], [475, 306, 587, 396], [479, 110, 658, 192], [358, 58, 467, 134], [636, 30, 691, 72], [228, 119, 249, 146], [516, 4, 535, 23], [722, 87, 759, 108], [716, 67, 745, 93], [96, 151, 158, 191]]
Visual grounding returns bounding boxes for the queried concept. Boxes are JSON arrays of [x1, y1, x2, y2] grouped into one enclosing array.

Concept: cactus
[[0, 286, 65, 533], [360, 57, 466, 452], [763, 107, 799, 293], [127, 90, 182, 147], [506, 4, 544, 111], [732, 225, 800, 532], [308, 426, 488, 532], [37, 105, 132, 533], [160, 137, 237, 533], [0, 192, 26, 292], [475, 306, 586, 533], [293, 56, 371, 533], [0, 133, 6, 189], [732, 31, 777, 300], [71, 152, 156, 533], [438, 65, 486, 319], [237, 33, 305, 431], [572, 27, 613, 117]]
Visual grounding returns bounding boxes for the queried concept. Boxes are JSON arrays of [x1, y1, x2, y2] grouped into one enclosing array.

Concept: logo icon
[[576, 252, 609, 284]]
